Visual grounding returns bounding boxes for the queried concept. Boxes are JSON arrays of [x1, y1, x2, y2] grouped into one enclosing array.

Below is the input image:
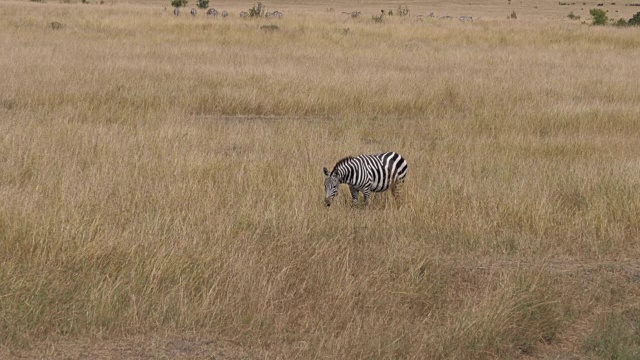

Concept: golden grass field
[[1, 0, 640, 358]]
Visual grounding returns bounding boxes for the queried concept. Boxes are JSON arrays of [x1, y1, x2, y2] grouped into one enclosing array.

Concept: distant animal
[[351, 11, 361, 18], [190, 8, 197, 16], [206, 8, 218, 17], [173, 7, 180, 16], [459, 15, 473, 22], [222, 10, 228, 17], [239, 11, 249, 17], [323, 152, 408, 207], [272, 10, 283, 18]]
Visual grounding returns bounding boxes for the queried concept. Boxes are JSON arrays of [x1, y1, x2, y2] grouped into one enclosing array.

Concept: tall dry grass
[[1, 0, 640, 358]]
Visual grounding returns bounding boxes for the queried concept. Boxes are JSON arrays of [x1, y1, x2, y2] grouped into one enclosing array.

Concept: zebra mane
[[332, 156, 353, 174]]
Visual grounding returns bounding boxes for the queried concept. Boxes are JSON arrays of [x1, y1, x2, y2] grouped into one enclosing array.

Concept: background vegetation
[[1, 0, 640, 358]]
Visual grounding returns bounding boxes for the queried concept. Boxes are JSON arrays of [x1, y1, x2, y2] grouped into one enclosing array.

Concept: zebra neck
[[336, 171, 355, 185]]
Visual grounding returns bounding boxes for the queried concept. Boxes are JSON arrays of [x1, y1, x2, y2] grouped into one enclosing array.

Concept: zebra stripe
[[190, 8, 197, 16], [206, 8, 219, 17], [173, 7, 180, 16], [323, 152, 408, 207], [222, 10, 228, 18]]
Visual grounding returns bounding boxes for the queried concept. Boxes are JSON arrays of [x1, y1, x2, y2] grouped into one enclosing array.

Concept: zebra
[[222, 10, 228, 17], [272, 10, 283, 18], [190, 7, 197, 16], [173, 7, 180, 16], [206, 8, 219, 17], [239, 11, 249, 17], [323, 152, 408, 207], [459, 15, 473, 22]]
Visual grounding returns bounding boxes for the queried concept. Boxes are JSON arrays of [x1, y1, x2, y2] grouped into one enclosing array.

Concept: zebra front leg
[[349, 186, 359, 205]]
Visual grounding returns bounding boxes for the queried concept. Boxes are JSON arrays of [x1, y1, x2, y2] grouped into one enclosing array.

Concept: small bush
[[510, 10, 518, 19], [171, 0, 187, 8], [629, 11, 640, 25], [195, 0, 208, 9], [249, 2, 264, 17], [30, 0, 45, 3], [567, 11, 581, 20], [372, 14, 384, 23], [590, 8, 608, 25], [614, 18, 628, 26]]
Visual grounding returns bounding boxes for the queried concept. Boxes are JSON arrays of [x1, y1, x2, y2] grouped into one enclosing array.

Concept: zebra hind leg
[[391, 181, 404, 204]]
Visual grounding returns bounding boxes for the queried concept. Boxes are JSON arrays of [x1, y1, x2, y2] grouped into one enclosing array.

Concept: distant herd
[[170, 8, 477, 22], [559, 2, 640, 4], [169, 2, 639, 21], [172, 7, 282, 18]]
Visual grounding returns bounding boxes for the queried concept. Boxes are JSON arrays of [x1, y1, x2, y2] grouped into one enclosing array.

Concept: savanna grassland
[[1, 0, 640, 358]]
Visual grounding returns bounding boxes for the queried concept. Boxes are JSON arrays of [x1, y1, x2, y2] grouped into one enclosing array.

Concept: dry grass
[[1, 0, 640, 358]]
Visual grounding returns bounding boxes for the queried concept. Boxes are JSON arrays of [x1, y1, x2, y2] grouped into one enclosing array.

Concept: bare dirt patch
[[0, 335, 253, 360]]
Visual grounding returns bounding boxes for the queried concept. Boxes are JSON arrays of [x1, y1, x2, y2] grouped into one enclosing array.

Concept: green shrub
[[590, 8, 608, 25], [249, 2, 264, 17], [195, 0, 208, 9], [171, 0, 187, 8], [614, 18, 628, 26], [629, 11, 640, 26]]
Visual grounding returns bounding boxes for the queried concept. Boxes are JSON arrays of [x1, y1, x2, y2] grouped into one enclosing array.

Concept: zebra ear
[[323, 167, 330, 177]]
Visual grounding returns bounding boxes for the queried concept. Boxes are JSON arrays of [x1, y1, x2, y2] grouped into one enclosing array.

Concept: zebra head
[[323, 167, 339, 207]]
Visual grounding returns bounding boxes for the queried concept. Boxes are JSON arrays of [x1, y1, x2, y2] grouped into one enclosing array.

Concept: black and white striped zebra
[[323, 152, 408, 207], [206, 8, 218, 17], [221, 10, 228, 18], [190, 7, 197, 16], [173, 7, 180, 16]]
